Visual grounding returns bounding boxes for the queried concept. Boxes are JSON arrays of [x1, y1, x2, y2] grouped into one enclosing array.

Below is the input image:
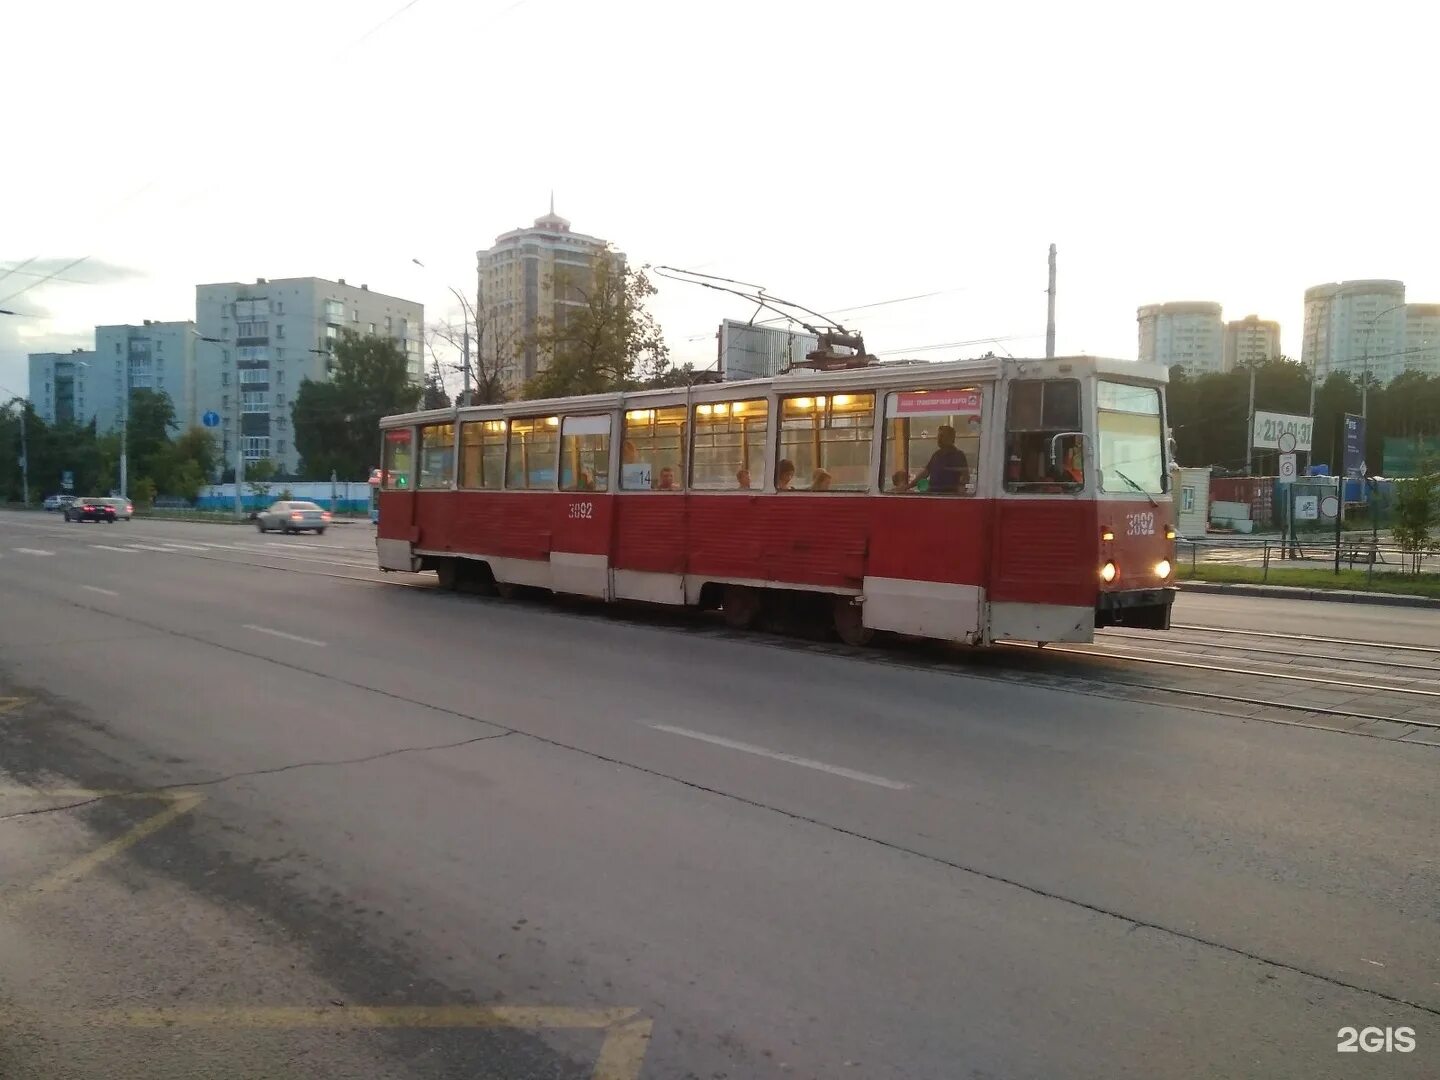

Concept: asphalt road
[[0, 510, 1435, 1078]]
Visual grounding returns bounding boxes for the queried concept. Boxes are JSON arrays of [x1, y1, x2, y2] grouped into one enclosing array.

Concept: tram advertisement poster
[[895, 390, 982, 417]]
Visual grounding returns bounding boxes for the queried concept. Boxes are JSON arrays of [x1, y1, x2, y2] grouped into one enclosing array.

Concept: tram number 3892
[[568, 501, 594, 520], [1126, 511, 1156, 536]]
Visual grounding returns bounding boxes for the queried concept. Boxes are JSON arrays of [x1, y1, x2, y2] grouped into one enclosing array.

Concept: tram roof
[[380, 355, 1167, 428]]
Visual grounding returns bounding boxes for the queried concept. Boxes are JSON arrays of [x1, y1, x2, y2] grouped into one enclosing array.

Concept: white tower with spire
[[476, 200, 624, 391]]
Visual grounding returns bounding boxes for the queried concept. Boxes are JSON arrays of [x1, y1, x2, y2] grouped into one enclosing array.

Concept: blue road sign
[[202, 410, 221, 428], [61, 470, 74, 491]]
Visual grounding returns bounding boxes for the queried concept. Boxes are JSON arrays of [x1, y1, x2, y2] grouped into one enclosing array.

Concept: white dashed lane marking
[[80, 585, 120, 597], [12, 548, 54, 556], [649, 724, 913, 790], [242, 624, 327, 647]]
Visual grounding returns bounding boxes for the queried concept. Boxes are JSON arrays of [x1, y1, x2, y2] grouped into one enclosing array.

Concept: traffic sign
[[1278, 453, 1297, 484], [61, 470, 74, 492], [202, 410, 221, 428], [1277, 431, 1297, 454], [1295, 495, 1319, 520], [1320, 495, 1340, 518]]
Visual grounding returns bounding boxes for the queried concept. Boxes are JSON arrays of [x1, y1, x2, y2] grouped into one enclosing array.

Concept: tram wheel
[[722, 585, 762, 630], [832, 595, 875, 647]]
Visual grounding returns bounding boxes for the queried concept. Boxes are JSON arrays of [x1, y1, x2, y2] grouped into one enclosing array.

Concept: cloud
[[0, 256, 145, 298]]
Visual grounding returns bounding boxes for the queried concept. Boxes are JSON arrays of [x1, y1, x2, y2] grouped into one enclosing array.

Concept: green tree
[[246, 457, 277, 503], [129, 475, 157, 510], [173, 426, 218, 480], [126, 388, 178, 483], [292, 332, 422, 480], [1391, 466, 1438, 574], [522, 257, 670, 399], [422, 367, 451, 410]]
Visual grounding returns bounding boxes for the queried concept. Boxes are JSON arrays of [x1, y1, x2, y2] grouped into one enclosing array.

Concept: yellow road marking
[[28, 792, 203, 895], [0, 789, 204, 902], [58, 1004, 639, 1029], [0, 697, 29, 715], [594, 1016, 655, 1080], [1, 1005, 653, 1079]]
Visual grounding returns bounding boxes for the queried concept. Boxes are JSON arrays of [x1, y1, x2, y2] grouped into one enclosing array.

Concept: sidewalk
[[1179, 580, 1440, 609]]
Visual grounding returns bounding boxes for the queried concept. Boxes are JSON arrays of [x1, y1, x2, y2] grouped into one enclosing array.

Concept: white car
[[100, 497, 134, 521], [255, 500, 331, 535]]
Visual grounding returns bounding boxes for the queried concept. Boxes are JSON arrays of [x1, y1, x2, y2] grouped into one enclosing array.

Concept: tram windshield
[[1097, 382, 1167, 494]]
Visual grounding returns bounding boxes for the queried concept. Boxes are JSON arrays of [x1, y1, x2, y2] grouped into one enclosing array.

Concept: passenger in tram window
[[810, 469, 833, 492], [911, 425, 970, 494], [578, 468, 595, 491], [657, 466, 677, 490], [891, 470, 911, 492], [622, 440, 638, 464], [736, 468, 752, 489], [776, 459, 796, 490]]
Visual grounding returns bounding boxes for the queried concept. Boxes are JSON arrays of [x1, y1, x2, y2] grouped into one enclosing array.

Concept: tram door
[[988, 377, 1097, 642], [377, 427, 421, 570]]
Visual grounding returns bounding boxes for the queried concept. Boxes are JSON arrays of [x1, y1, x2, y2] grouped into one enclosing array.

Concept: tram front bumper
[[1095, 587, 1175, 630]]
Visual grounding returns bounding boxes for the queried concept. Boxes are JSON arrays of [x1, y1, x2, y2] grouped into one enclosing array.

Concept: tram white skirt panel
[[987, 601, 1094, 644], [485, 555, 553, 590], [551, 552, 610, 599], [861, 577, 984, 642], [377, 538, 420, 572], [613, 569, 685, 606]]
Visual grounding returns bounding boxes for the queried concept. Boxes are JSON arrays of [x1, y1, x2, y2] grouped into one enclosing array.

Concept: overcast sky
[[3, 0, 1437, 402]]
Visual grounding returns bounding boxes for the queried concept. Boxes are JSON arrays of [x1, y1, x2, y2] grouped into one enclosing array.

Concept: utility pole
[[18, 404, 29, 507], [234, 393, 244, 520], [1045, 244, 1057, 359], [1245, 361, 1257, 474], [462, 324, 471, 407]]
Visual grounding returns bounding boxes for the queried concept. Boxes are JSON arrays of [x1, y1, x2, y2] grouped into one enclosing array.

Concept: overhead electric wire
[[0, 255, 92, 307]]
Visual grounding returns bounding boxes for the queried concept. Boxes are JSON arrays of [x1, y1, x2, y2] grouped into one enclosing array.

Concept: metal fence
[[1178, 533, 1439, 583]]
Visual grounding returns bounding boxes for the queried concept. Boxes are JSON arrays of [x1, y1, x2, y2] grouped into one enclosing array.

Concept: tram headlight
[[1099, 561, 1118, 584], [1154, 559, 1172, 580], [1164, 525, 1177, 541]]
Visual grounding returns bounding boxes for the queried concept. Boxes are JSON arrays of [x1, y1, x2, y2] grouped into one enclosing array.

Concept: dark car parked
[[64, 498, 118, 523]]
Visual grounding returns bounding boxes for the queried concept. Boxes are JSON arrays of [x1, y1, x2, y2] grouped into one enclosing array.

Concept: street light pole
[[18, 404, 28, 507], [1360, 303, 1406, 420], [411, 259, 474, 405]]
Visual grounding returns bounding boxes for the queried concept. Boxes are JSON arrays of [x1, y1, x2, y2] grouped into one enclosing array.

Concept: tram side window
[[381, 428, 413, 490], [505, 416, 560, 490], [777, 393, 875, 491], [691, 399, 768, 490], [560, 414, 611, 492], [459, 420, 505, 490], [1004, 379, 1084, 492], [881, 388, 982, 494], [418, 423, 455, 489], [621, 406, 686, 491]]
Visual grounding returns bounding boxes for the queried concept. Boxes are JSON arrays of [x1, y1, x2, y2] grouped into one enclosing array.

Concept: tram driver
[[911, 425, 970, 494]]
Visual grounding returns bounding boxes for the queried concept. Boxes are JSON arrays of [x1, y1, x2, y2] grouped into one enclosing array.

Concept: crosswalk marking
[[90, 544, 138, 552], [13, 548, 54, 556]]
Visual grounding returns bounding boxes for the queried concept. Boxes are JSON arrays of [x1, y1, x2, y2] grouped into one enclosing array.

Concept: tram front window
[[1004, 379, 1082, 492], [1097, 381, 1166, 494]]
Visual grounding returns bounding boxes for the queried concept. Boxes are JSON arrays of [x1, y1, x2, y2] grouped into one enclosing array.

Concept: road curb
[[1178, 581, 1440, 609]]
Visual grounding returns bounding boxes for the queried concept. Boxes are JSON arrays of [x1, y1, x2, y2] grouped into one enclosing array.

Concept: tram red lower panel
[[383, 490, 1172, 608]]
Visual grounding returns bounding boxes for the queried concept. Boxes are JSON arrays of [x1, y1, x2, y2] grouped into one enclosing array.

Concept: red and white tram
[[375, 355, 1176, 645]]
